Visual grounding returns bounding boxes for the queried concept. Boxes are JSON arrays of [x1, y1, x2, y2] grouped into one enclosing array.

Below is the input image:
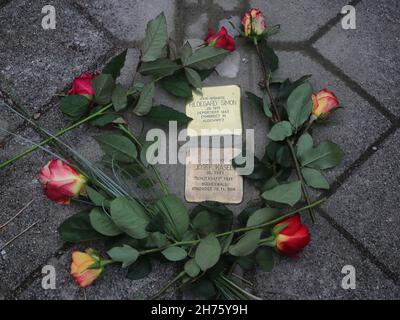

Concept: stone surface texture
[[0, 0, 399, 300]]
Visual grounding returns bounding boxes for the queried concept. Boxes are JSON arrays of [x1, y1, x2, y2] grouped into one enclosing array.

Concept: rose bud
[[312, 89, 340, 119], [204, 26, 236, 52], [70, 250, 104, 288], [242, 8, 267, 38], [272, 214, 311, 257], [68, 72, 97, 99], [39, 159, 87, 205]]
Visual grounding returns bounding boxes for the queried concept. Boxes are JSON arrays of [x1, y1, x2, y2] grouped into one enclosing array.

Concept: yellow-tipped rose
[[242, 8, 267, 38], [70, 249, 106, 288], [312, 89, 340, 119]]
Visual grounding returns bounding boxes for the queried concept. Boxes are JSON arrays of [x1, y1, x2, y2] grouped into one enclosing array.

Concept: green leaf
[[236, 255, 256, 270], [276, 145, 292, 168], [120, 163, 144, 177], [110, 197, 150, 239], [90, 113, 120, 127], [198, 69, 214, 80], [146, 232, 170, 248], [137, 178, 156, 189], [184, 259, 201, 277], [267, 121, 293, 141], [59, 95, 89, 119], [185, 46, 228, 70], [134, 82, 155, 116], [141, 12, 168, 62], [103, 49, 128, 79], [188, 279, 216, 299], [58, 211, 104, 243], [89, 208, 122, 237], [104, 234, 139, 252], [139, 58, 181, 78], [140, 139, 158, 168], [112, 84, 127, 111], [286, 82, 313, 130], [220, 233, 234, 254], [181, 42, 193, 65], [261, 181, 302, 206], [296, 133, 313, 158], [86, 186, 109, 207], [162, 71, 192, 98], [246, 208, 279, 227], [126, 256, 152, 280], [301, 167, 329, 189], [107, 244, 139, 268], [259, 40, 279, 72], [195, 234, 221, 271], [262, 94, 272, 117], [228, 229, 262, 256], [145, 105, 192, 126], [161, 246, 187, 261], [184, 67, 202, 88], [278, 75, 312, 99], [92, 74, 115, 105], [246, 91, 262, 109], [238, 206, 259, 225], [190, 202, 233, 235], [154, 195, 189, 240], [256, 247, 274, 272], [300, 141, 344, 170], [95, 133, 138, 163]]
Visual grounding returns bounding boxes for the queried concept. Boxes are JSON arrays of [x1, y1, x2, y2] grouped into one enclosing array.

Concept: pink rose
[[39, 159, 87, 204]]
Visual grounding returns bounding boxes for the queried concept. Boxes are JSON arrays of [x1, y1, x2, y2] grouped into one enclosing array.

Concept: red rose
[[68, 72, 97, 97], [204, 27, 236, 52], [273, 214, 310, 257], [39, 159, 87, 204]]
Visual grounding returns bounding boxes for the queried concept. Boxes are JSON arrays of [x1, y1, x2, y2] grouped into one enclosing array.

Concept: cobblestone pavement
[[0, 0, 399, 300]]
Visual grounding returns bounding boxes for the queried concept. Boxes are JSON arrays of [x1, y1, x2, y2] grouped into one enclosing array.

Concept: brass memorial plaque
[[185, 147, 243, 204], [186, 85, 242, 136], [185, 85, 243, 203]]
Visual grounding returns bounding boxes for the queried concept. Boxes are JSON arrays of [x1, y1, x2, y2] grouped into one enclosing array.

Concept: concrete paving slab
[[76, 0, 176, 44], [250, 0, 349, 42], [253, 216, 399, 299], [0, 0, 112, 112], [314, 0, 400, 116], [323, 129, 400, 278]]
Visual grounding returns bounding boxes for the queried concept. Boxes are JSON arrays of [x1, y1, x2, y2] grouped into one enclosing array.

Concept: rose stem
[[0, 104, 112, 170], [254, 40, 316, 222], [138, 198, 325, 256], [150, 271, 186, 300]]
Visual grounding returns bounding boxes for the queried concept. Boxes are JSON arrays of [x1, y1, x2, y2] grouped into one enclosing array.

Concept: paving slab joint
[[71, 1, 125, 48], [5, 242, 73, 299], [317, 208, 400, 286]]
